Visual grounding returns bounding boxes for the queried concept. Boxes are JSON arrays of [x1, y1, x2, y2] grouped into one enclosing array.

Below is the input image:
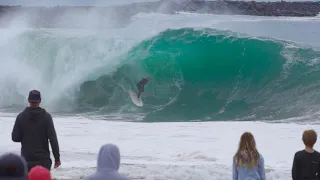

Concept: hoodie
[[232, 151, 266, 180], [11, 107, 60, 163], [84, 144, 129, 180]]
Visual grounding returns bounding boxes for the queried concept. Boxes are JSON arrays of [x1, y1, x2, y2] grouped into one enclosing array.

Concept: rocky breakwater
[[0, 0, 319, 28], [159, 0, 320, 17], [218, 0, 320, 16]]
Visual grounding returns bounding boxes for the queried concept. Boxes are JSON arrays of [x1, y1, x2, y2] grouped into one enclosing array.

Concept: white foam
[[0, 12, 319, 110], [0, 114, 318, 179], [0, 11, 319, 180]]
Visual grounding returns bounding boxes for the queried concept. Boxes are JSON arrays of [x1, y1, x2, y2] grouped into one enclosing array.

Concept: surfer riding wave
[[136, 77, 150, 98]]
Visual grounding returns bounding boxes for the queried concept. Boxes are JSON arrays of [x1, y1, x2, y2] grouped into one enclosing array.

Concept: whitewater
[[1, 9, 320, 180]]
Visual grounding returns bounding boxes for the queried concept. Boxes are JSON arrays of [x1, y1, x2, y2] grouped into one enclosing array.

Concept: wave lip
[[76, 28, 320, 122], [1, 28, 320, 122]]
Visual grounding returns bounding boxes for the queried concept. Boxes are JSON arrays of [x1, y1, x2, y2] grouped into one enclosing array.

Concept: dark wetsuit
[[292, 150, 320, 180], [137, 78, 148, 92], [136, 78, 149, 98]]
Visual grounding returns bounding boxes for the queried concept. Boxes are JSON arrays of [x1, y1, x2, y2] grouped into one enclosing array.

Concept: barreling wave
[[0, 28, 320, 122]]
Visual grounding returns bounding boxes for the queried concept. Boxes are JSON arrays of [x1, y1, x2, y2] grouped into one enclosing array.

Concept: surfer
[[136, 77, 151, 98]]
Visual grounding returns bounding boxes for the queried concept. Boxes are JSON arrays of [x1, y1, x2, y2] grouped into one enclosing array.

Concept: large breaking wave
[[0, 28, 319, 122]]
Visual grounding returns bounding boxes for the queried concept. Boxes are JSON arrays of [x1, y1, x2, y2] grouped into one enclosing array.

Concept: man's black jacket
[[12, 107, 60, 162]]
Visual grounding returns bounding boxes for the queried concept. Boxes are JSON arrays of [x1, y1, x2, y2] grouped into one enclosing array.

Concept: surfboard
[[129, 90, 143, 107]]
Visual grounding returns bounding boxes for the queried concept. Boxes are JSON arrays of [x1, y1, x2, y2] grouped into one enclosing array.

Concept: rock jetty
[[0, 0, 319, 28]]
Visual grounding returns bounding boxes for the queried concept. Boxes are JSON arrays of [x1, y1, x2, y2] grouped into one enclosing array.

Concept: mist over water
[[0, 0, 158, 6], [0, 2, 319, 122], [0, 0, 318, 6]]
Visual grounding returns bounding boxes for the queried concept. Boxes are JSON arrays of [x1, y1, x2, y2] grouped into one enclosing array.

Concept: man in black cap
[[0, 153, 28, 180], [11, 90, 61, 171]]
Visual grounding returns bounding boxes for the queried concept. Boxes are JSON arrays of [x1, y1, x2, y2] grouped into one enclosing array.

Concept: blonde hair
[[234, 132, 260, 168]]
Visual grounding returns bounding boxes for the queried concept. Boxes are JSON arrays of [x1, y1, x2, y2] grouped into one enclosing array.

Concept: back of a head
[[0, 153, 28, 180], [234, 132, 260, 168], [83, 144, 131, 180], [303, 129, 317, 148], [28, 90, 42, 107], [97, 144, 121, 171], [28, 166, 51, 180]]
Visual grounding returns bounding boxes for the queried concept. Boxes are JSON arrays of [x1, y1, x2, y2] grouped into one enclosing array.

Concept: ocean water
[[0, 11, 320, 179]]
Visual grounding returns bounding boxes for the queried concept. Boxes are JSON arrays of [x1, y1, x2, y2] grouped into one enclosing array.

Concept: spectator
[[28, 165, 51, 180], [11, 90, 61, 171], [84, 143, 130, 180], [292, 129, 320, 180], [232, 132, 266, 180], [0, 153, 28, 180]]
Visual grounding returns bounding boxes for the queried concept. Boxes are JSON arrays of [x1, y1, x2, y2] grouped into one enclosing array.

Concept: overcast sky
[[0, 0, 159, 6]]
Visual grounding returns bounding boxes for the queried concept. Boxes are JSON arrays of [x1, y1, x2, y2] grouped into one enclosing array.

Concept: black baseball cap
[[28, 90, 41, 102], [0, 153, 28, 180]]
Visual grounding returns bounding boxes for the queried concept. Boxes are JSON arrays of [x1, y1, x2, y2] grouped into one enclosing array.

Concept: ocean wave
[[0, 28, 319, 122]]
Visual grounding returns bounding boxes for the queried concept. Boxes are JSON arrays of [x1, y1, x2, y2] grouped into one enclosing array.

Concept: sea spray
[[0, 28, 319, 121]]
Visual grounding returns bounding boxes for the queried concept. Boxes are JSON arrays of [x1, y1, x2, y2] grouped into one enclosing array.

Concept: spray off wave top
[[0, 28, 319, 122]]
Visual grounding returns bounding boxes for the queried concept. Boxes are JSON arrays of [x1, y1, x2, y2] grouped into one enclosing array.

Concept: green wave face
[[1, 28, 319, 122], [77, 28, 320, 121]]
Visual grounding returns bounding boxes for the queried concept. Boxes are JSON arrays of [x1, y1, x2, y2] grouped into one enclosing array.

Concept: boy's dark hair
[[303, 129, 317, 148]]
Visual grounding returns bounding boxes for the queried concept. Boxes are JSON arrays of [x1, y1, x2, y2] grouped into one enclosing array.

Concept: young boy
[[292, 129, 320, 180]]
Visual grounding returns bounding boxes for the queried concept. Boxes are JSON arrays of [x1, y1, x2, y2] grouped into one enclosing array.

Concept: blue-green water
[[77, 28, 320, 121], [0, 14, 319, 122]]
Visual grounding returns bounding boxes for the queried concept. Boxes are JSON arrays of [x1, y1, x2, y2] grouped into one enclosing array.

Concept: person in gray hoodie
[[84, 144, 129, 180]]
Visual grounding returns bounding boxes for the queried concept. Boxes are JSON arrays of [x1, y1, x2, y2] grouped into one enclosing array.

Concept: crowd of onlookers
[[1, 90, 320, 180], [0, 143, 128, 180]]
